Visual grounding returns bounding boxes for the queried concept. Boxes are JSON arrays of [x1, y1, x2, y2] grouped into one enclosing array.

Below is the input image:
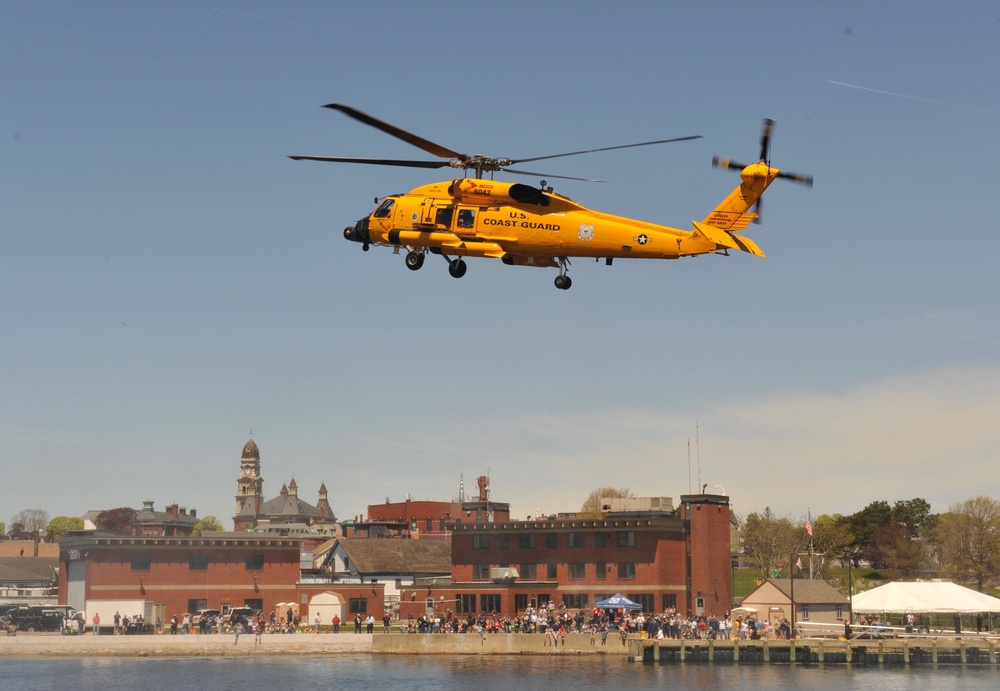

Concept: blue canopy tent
[[595, 593, 642, 611]]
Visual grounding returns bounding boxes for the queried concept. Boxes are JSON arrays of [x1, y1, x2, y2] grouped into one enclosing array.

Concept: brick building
[[398, 493, 732, 621], [348, 474, 511, 539], [58, 532, 384, 626]]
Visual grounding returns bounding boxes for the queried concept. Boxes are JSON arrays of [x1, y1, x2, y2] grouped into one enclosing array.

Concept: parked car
[[226, 607, 255, 628], [2, 606, 80, 633]]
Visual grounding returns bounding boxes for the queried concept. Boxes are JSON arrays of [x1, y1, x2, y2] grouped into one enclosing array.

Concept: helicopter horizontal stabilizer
[[701, 210, 758, 232], [692, 222, 764, 257]]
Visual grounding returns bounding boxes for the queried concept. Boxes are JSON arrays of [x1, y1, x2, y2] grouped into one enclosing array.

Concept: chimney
[[190, 509, 197, 519]]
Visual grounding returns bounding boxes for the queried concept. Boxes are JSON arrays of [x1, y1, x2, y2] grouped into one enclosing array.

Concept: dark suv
[[3, 607, 72, 633]]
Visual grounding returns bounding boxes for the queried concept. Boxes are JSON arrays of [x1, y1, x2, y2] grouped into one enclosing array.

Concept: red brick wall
[[682, 497, 733, 616]]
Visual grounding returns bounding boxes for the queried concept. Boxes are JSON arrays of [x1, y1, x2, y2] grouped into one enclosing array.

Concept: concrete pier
[[0, 632, 630, 658], [629, 637, 1000, 666]]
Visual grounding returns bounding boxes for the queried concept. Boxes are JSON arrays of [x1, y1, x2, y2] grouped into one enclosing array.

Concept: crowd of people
[[390, 605, 798, 645]]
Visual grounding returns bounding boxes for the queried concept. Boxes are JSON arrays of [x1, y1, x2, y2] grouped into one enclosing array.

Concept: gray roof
[[754, 578, 850, 605], [0, 558, 58, 585], [334, 538, 451, 576]]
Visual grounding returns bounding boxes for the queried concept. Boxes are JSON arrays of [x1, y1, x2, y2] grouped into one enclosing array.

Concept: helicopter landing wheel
[[405, 250, 425, 271], [448, 258, 467, 278], [554, 257, 572, 290]]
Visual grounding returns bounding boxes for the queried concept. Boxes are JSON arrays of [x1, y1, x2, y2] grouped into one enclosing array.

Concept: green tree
[[579, 487, 634, 518], [934, 496, 1000, 592], [844, 500, 893, 562], [864, 523, 926, 579], [891, 498, 933, 538], [46, 516, 84, 541], [739, 507, 807, 579], [192, 515, 224, 536], [0, 522, 5, 538], [810, 514, 855, 572]]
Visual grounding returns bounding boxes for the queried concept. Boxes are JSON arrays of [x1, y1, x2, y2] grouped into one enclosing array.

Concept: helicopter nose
[[343, 218, 371, 245]]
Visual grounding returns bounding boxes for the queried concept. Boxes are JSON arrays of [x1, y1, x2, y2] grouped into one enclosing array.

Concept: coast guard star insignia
[[578, 224, 595, 241], [635, 233, 651, 245]]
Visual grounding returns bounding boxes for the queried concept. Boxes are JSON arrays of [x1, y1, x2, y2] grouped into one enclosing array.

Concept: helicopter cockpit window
[[435, 207, 454, 228], [373, 199, 394, 219], [457, 209, 475, 229]]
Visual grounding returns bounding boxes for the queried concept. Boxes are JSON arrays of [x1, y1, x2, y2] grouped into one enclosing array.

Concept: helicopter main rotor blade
[[510, 135, 702, 165], [502, 167, 606, 183], [288, 155, 450, 169], [323, 104, 464, 160]]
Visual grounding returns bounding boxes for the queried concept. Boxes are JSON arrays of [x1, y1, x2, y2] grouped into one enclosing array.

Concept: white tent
[[852, 581, 1000, 614]]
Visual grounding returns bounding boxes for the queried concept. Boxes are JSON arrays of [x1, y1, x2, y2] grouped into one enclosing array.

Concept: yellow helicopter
[[291, 105, 812, 290]]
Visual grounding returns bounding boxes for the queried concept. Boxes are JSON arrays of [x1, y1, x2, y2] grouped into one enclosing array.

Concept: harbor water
[[5, 654, 998, 690]]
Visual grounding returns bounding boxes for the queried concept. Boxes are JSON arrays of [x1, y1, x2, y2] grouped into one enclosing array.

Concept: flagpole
[[789, 551, 795, 640], [807, 509, 814, 579]]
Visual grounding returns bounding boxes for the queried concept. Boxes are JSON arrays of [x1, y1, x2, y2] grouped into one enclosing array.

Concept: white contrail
[[827, 80, 1000, 115]]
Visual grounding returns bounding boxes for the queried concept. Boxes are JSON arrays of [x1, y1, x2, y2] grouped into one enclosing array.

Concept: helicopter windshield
[[373, 199, 394, 218]]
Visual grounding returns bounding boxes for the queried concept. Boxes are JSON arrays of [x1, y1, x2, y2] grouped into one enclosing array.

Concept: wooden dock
[[628, 637, 1000, 666]]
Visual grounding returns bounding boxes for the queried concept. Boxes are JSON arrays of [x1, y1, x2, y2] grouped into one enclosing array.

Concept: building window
[[568, 563, 586, 579], [617, 531, 635, 547], [472, 563, 490, 580], [595, 562, 607, 580], [130, 554, 151, 571], [519, 563, 537, 580], [594, 532, 608, 548], [546, 563, 558, 579], [473, 534, 489, 549], [439, 518, 447, 532], [802, 606, 810, 621], [662, 594, 677, 611], [630, 594, 654, 612], [567, 532, 585, 548], [245, 555, 264, 571], [536, 594, 551, 609], [458, 594, 477, 614], [189, 554, 208, 571], [244, 598, 263, 613], [349, 598, 367, 614], [426, 518, 433, 533], [562, 594, 589, 609], [515, 594, 529, 612], [519, 533, 536, 549], [188, 599, 207, 614], [836, 605, 843, 621], [480, 594, 501, 613], [546, 533, 558, 549], [617, 562, 636, 579], [498, 534, 510, 549]]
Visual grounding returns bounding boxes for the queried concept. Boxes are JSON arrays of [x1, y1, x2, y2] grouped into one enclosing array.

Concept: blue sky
[[4, 1, 999, 528]]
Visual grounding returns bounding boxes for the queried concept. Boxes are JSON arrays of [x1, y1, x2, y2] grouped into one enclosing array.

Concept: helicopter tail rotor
[[711, 118, 812, 223]]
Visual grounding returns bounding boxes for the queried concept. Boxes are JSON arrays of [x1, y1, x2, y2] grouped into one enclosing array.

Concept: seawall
[[0, 632, 630, 658]]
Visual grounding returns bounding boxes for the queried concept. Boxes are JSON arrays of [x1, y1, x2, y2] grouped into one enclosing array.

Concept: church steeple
[[234, 438, 264, 531]]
